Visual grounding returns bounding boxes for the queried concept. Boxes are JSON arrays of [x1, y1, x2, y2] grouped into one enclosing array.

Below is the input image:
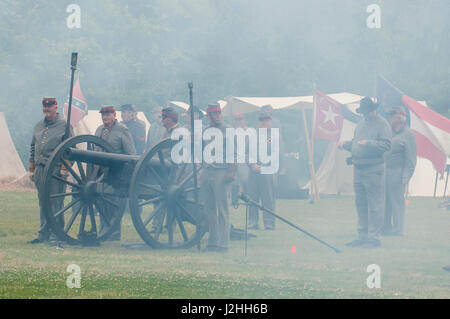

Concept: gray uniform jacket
[[385, 126, 417, 182], [95, 120, 136, 155], [146, 121, 166, 149], [203, 123, 234, 170], [30, 113, 72, 166], [343, 115, 391, 168], [122, 119, 146, 155]]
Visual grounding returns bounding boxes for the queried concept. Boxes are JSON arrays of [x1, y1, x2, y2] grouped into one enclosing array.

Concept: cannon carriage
[[42, 134, 206, 249]]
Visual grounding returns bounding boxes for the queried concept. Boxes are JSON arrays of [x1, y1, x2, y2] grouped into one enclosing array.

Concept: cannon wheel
[[129, 138, 206, 249], [42, 135, 122, 245]]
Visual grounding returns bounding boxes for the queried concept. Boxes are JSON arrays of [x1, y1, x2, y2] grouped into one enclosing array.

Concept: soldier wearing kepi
[[382, 106, 417, 236], [150, 107, 180, 234], [339, 97, 391, 249], [201, 103, 236, 252], [120, 104, 146, 155], [247, 113, 277, 230], [95, 106, 136, 241], [146, 106, 165, 149], [28, 97, 73, 245]]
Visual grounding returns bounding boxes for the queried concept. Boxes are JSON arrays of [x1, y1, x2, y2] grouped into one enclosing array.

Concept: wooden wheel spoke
[[158, 150, 169, 181], [176, 163, 187, 183], [175, 213, 189, 242], [76, 161, 87, 182], [78, 206, 87, 235], [138, 196, 163, 207], [176, 200, 199, 224], [181, 186, 199, 194], [153, 213, 165, 241], [61, 159, 83, 185], [143, 203, 163, 227], [52, 174, 80, 188], [99, 195, 120, 209], [49, 191, 79, 199], [54, 198, 81, 218], [138, 182, 163, 194], [88, 204, 98, 233], [64, 203, 83, 233], [184, 198, 203, 208], [147, 165, 167, 188], [177, 171, 193, 189], [93, 199, 111, 226], [167, 214, 174, 246]]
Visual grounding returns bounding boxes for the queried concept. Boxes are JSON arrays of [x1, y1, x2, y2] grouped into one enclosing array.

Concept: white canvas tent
[[223, 93, 364, 116], [0, 112, 30, 188], [305, 101, 450, 197], [167, 100, 225, 115], [73, 110, 150, 136]]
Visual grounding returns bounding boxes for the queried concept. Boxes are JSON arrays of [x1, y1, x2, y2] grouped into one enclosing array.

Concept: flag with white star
[[63, 78, 88, 127], [313, 89, 343, 142]]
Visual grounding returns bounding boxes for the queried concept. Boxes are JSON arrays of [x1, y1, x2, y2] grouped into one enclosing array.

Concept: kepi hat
[[42, 97, 57, 106], [99, 105, 116, 113]]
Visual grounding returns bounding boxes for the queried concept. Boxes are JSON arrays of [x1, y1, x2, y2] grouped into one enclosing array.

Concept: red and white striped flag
[[402, 95, 450, 173], [377, 74, 450, 173]]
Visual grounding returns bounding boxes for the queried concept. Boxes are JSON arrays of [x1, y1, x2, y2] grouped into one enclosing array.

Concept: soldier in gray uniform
[[146, 106, 165, 150], [28, 97, 73, 245], [120, 104, 146, 155], [261, 104, 283, 143], [95, 106, 136, 241], [201, 103, 236, 252], [150, 107, 180, 233], [339, 97, 391, 249], [382, 106, 417, 236], [231, 113, 250, 206], [247, 113, 278, 230]]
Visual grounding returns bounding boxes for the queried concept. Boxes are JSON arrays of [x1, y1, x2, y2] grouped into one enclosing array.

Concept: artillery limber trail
[[42, 134, 206, 249]]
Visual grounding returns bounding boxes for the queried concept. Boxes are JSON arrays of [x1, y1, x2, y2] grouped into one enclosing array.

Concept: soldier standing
[[261, 104, 283, 140], [382, 106, 417, 236], [150, 107, 180, 233], [95, 106, 136, 241], [28, 97, 73, 245], [247, 113, 278, 230], [146, 106, 165, 149], [231, 112, 250, 206], [120, 104, 146, 155], [201, 103, 236, 252], [339, 97, 391, 249]]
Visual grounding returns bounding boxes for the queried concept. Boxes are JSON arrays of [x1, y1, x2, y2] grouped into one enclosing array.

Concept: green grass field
[[0, 190, 449, 298]]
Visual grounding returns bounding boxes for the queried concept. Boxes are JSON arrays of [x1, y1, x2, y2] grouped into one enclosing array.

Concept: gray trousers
[[353, 165, 385, 241], [200, 168, 231, 249], [247, 171, 276, 229], [34, 164, 64, 240], [384, 167, 406, 235]]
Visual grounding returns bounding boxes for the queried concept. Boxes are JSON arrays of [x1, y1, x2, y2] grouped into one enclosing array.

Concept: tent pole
[[433, 171, 439, 198], [302, 105, 319, 201]]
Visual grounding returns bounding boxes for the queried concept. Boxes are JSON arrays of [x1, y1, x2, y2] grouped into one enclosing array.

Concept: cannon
[[42, 134, 206, 249]]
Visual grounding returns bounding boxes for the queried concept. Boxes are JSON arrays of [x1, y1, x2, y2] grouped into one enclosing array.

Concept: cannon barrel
[[65, 148, 140, 166], [65, 148, 168, 168]]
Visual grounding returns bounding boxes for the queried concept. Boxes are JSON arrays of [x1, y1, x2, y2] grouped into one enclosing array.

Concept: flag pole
[[302, 102, 319, 202], [64, 52, 78, 141]]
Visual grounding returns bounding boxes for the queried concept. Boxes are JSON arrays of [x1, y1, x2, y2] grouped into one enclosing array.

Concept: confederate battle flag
[[63, 78, 88, 127], [313, 89, 344, 142]]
